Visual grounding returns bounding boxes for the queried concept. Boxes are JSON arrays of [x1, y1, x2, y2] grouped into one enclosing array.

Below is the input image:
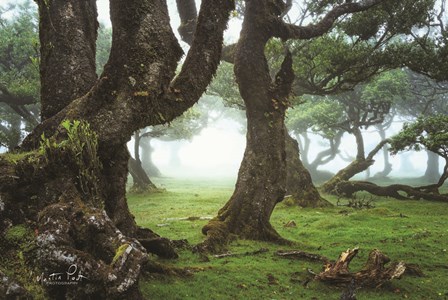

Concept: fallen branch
[[275, 250, 330, 263], [213, 248, 269, 259], [164, 216, 213, 221]]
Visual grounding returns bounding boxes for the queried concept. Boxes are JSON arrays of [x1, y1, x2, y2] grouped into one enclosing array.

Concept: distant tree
[[287, 96, 344, 181], [129, 105, 206, 192], [336, 115, 448, 201], [321, 69, 410, 193], [0, 1, 39, 150], [395, 71, 448, 181], [389, 115, 448, 189]]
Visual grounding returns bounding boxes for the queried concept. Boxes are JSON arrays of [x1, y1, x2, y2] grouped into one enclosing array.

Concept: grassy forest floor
[[131, 177, 448, 300]]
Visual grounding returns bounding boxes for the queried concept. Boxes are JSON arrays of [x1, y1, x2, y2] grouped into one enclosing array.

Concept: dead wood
[[315, 248, 422, 288], [213, 248, 269, 259], [275, 250, 330, 263], [276, 247, 422, 291]]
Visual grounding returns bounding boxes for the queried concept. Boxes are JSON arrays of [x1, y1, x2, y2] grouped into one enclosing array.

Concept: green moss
[[5, 225, 29, 244], [111, 243, 130, 265], [2, 151, 40, 165]]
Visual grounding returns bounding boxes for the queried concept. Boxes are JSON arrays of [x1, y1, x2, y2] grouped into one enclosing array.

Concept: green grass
[[130, 177, 448, 300]]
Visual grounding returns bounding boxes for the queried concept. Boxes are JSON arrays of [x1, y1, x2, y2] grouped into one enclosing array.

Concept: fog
[[130, 106, 443, 182], [1, 0, 444, 184], [141, 118, 246, 179]]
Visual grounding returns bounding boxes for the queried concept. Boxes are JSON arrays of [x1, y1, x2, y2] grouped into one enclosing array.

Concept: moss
[[5, 224, 29, 244], [111, 243, 130, 265], [2, 151, 40, 165]]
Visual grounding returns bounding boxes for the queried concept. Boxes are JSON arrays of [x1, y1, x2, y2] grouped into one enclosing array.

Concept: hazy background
[[0, 0, 442, 182]]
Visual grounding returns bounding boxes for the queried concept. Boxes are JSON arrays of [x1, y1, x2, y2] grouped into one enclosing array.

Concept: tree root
[[36, 200, 148, 299], [335, 180, 448, 202]]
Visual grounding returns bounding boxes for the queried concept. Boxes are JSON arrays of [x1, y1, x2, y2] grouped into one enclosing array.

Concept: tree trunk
[[373, 126, 392, 178], [128, 132, 158, 193], [285, 132, 331, 207], [1, 0, 234, 297], [322, 139, 389, 194], [423, 150, 440, 182], [37, 0, 98, 121], [200, 0, 295, 252], [140, 138, 162, 177], [129, 156, 158, 193]]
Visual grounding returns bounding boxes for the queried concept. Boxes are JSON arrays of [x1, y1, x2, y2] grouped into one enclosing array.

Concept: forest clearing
[[1, 0, 448, 299], [129, 177, 448, 300]]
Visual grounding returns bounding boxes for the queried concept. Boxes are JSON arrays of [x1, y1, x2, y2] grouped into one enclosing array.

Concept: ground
[[131, 177, 448, 300], [1, 177, 447, 299]]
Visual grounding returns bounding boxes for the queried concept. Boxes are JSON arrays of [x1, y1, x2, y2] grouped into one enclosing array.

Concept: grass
[[130, 177, 448, 300]]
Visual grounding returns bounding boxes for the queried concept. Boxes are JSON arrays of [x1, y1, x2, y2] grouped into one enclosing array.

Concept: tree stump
[[315, 248, 419, 288]]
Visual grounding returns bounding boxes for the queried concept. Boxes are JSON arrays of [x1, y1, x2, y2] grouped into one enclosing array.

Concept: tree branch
[[272, 0, 385, 40]]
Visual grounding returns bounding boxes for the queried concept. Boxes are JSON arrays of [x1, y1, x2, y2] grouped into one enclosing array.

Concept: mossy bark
[[2, 0, 234, 298], [200, 0, 294, 252], [322, 139, 389, 194], [285, 133, 331, 208]]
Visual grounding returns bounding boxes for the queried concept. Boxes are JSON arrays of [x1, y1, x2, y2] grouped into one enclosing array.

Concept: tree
[[287, 96, 345, 181], [211, 47, 330, 208], [336, 115, 448, 201], [1, 0, 234, 298], [390, 115, 448, 189], [198, 0, 408, 252], [321, 69, 410, 193], [0, 1, 39, 150], [395, 70, 448, 181]]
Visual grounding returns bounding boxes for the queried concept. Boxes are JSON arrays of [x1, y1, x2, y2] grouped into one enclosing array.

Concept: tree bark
[[285, 132, 331, 207], [37, 0, 98, 121], [1, 0, 234, 297], [322, 139, 390, 194], [200, 0, 295, 252]]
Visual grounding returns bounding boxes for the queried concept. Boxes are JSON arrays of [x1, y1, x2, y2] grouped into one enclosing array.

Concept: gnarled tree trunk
[[1, 0, 234, 298], [322, 136, 390, 194], [200, 1, 294, 252], [285, 132, 331, 207]]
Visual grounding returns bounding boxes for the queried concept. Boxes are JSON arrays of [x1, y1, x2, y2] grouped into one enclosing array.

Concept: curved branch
[[176, 0, 197, 45], [366, 138, 390, 160], [272, 0, 385, 40], [165, 0, 235, 117]]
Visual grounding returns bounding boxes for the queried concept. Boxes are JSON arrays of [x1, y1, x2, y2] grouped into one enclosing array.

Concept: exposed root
[[135, 227, 178, 259], [335, 181, 448, 202], [36, 200, 148, 299]]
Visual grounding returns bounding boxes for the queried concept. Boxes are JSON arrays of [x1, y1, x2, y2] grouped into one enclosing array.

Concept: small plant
[[39, 119, 103, 207], [337, 194, 376, 209]]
